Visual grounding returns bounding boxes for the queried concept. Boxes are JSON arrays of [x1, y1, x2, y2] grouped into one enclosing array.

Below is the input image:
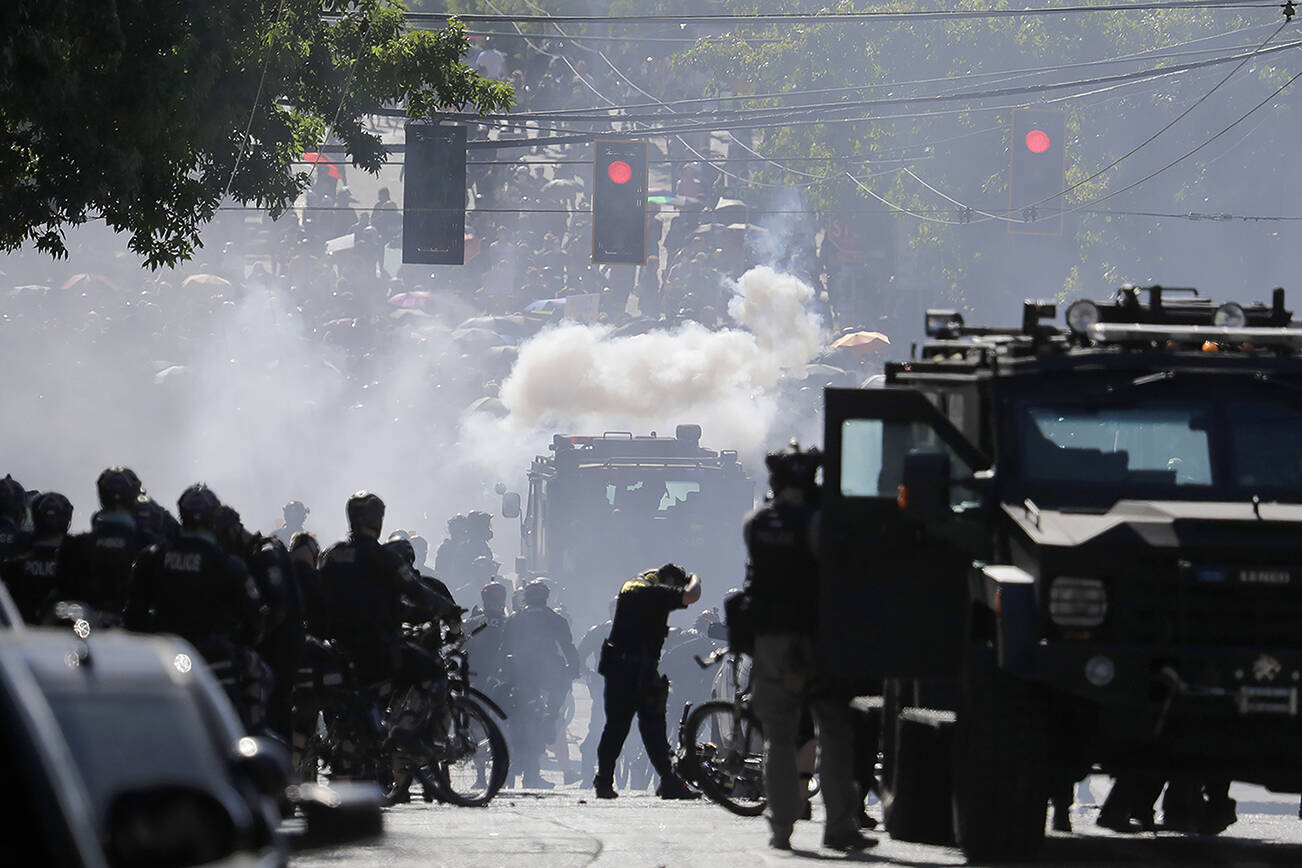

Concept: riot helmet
[[289, 531, 320, 565], [97, 466, 142, 510], [765, 441, 822, 495], [346, 491, 385, 537], [523, 578, 550, 607], [481, 581, 508, 608], [0, 475, 26, 522], [177, 483, 222, 530], [32, 492, 73, 537], [283, 500, 309, 527], [467, 509, 493, 540], [409, 534, 429, 568], [386, 533, 416, 567]]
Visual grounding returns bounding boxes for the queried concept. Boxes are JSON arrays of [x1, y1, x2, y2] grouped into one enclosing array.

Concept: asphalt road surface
[[290, 776, 1302, 867]]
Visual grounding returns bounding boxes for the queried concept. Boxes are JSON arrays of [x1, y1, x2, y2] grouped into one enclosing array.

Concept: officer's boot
[[593, 770, 618, 800]]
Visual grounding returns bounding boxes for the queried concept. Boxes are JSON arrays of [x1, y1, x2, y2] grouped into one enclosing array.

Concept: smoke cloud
[[462, 266, 826, 472]]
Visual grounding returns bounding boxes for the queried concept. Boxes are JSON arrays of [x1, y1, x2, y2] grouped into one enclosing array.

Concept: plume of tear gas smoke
[[459, 266, 827, 477], [166, 283, 502, 545], [1, 247, 513, 550]]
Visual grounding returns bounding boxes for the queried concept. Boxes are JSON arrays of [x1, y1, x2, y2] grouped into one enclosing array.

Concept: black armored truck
[[819, 286, 1302, 860], [504, 425, 754, 626]]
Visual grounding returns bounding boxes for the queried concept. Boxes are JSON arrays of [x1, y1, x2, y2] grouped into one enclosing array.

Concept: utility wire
[[1020, 18, 1290, 211], [387, 3, 1275, 26], [446, 22, 1279, 121], [1065, 63, 1302, 213], [426, 37, 1302, 145]]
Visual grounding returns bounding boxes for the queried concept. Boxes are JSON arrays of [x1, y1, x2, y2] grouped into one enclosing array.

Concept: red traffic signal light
[[1024, 129, 1051, 154], [1009, 108, 1066, 236], [593, 140, 648, 264], [607, 160, 633, 185]]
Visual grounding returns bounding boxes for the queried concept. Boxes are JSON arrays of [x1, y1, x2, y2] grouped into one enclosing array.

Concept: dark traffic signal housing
[[403, 123, 467, 264], [592, 139, 648, 264], [1008, 108, 1066, 236]]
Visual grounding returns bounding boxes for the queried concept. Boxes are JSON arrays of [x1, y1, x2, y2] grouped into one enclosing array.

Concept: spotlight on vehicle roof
[[1214, 301, 1247, 328], [924, 309, 964, 337], [1065, 300, 1101, 335]]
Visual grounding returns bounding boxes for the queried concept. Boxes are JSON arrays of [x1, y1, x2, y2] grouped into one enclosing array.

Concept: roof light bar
[[1088, 322, 1302, 348]]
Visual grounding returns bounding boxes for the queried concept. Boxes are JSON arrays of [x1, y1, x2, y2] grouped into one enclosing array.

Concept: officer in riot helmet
[[408, 534, 432, 574], [126, 484, 267, 729], [54, 466, 150, 619], [387, 531, 458, 615], [435, 513, 471, 575], [593, 563, 702, 800], [317, 492, 459, 758], [744, 443, 874, 852], [2, 491, 73, 624], [500, 578, 580, 789], [217, 505, 298, 741], [0, 474, 32, 560], [272, 500, 310, 548], [465, 581, 511, 691], [466, 509, 494, 546]]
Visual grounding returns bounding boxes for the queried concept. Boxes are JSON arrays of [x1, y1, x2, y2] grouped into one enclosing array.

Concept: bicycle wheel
[[683, 700, 767, 817], [433, 696, 510, 806]]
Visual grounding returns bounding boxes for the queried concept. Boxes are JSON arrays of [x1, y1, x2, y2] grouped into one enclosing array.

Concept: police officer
[[744, 444, 873, 852], [464, 581, 510, 692], [1, 491, 73, 624], [316, 492, 458, 758], [272, 500, 310, 548], [593, 563, 702, 800], [219, 506, 301, 743], [56, 467, 153, 619], [501, 579, 579, 788], [0, 474, 33, 560], [126, 484, 267, 728], [434, 513, 473, 586]]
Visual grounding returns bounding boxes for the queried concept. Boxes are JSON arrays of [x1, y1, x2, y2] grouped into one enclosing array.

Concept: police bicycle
[[295, 623, 509, 807], [400, 619, 510, 806], [676, 644, 767, 816]]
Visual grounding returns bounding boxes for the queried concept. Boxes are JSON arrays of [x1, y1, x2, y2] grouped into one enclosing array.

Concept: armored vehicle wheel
[[952, 648, 1048, 862], [881, 681, 955, 845]]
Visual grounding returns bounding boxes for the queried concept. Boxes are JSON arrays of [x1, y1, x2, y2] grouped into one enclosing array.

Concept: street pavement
[[290, 774, 1302, 867], [289, 682, 1302, 867]]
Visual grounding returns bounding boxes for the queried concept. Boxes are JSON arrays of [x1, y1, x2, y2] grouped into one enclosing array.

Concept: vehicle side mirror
[[898, 450, 951, 518], [107, 786, 237, 867], [501, 491, 521, 519], [290, 782, 384, 850], [232, 736, 293, 797]]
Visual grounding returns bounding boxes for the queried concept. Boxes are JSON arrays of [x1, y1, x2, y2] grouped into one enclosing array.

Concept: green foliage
[[0, 0, 513, 267]]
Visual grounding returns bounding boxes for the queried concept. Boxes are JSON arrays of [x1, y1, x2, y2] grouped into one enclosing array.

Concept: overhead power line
[[414, 37, 1302, 130], [385, 2, 1275, 26]]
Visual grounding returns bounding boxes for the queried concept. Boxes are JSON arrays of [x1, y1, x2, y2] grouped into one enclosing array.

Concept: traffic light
[[403, 122, 466, 264], [1008, 108, 1066, 236], [592, 139, 648, 264]]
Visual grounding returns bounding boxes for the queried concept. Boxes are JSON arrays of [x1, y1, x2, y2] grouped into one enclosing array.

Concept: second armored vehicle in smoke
[[504, 424, 754, 625]]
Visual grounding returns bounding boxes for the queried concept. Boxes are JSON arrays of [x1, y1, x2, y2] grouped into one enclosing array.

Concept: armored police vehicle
[[504, 425, 753, 625], [819, 286, 1302, 859]]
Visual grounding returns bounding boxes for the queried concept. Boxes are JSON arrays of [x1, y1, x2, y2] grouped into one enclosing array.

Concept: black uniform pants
[[595, 660, 672, 784]]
